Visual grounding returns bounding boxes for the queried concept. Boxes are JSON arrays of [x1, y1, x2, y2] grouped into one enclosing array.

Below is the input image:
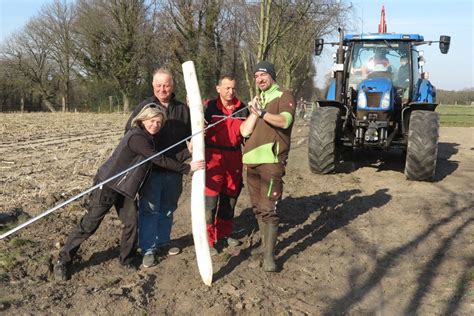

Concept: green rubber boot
[[251, 218, 265, 256], [263, 223, 278, 272]]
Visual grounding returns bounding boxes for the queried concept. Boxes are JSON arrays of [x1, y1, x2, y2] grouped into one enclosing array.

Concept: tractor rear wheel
[[404, 110, 439, 181], [308, 107, 340, 174]]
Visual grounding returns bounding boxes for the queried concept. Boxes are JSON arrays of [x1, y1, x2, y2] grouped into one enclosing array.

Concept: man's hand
[[248, 96, 264, 118]]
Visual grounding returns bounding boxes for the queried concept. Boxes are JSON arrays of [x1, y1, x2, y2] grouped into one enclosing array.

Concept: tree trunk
[[43, 99, 56, 112], [241, 50, 254, 100], [123, 94, 130, 113], [257, 0, 272, 61]]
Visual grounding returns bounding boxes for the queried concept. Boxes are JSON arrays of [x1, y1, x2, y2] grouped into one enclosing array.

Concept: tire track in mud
[[1, 113, 128, 214], [1, 132, 123, 213], [0, 130, 122, 153], [1, 133, 120, 163]]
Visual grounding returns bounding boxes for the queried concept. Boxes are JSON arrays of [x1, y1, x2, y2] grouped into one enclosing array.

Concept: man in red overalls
[[204, 75, 249, 255]]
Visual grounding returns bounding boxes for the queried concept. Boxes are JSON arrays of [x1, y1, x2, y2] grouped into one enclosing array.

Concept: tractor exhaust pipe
[[335, 28, 345, 102]]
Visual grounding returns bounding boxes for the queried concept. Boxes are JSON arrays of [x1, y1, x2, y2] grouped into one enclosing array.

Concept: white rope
[[0, 106, 248, 240]]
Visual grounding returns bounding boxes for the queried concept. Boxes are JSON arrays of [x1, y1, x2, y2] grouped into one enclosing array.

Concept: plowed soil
[[0, 113, 473, 315]]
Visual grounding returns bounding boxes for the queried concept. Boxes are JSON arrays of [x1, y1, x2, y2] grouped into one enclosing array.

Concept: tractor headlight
[[358, 92, 367, 108], [381, 92, 391, 109]]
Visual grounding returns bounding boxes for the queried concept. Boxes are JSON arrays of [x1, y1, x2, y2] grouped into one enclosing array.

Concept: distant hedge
[[437, 89, 474, 106]]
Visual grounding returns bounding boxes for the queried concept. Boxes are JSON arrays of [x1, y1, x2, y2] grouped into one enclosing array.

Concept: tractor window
[[411, 50, 421, 82], [348, 44, 376, 89], [393, 55, 409, 89], [349, 42, 410, 90]]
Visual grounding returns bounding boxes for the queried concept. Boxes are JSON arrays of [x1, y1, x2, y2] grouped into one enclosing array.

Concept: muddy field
[[0, 112, 473, 315]]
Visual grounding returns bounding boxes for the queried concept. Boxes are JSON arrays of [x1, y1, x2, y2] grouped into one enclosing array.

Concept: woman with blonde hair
[[54, 103, 204, 281]]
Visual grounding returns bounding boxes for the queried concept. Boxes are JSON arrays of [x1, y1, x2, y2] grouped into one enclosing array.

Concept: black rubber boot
[[263, 223, 278, 272], [251, 217, 265, 256], [53, 260, 69, 281], [205, 195, 218, 225]]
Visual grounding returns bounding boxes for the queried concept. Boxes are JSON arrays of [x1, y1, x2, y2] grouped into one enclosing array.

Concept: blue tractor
[[308, 27, 450, 181]]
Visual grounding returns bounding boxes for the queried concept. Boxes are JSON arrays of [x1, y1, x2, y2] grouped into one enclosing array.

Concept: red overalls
[[204, 98, 248, 246]]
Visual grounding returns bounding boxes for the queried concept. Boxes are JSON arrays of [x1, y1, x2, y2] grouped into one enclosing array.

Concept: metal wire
[[0, 106, 249, 240]]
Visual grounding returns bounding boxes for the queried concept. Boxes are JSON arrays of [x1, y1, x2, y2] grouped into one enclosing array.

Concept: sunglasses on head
[[143, 102, 167, 112], [144, 102, 159, 108]]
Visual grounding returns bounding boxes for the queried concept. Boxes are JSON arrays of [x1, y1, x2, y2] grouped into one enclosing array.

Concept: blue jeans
[[138, 171, 183, 254]]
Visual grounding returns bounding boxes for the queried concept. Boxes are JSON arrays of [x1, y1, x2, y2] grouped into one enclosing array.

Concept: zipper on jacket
[[116, 173, 128, 186]]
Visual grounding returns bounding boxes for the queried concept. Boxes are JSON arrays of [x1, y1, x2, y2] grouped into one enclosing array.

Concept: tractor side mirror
[[439, 35, 450, 54], [315, 38, 324, 56], [417, 50, 425, 69], [418, 56, 425, 68]]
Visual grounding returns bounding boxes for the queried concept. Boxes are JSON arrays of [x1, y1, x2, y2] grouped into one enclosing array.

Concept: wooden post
[[62, 96, 66, 112], [20, 98, 24, 113], [109, 96, 113, 113]]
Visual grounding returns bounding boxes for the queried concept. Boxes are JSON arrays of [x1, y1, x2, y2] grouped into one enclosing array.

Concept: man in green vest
[[243, 61, 296, 272]]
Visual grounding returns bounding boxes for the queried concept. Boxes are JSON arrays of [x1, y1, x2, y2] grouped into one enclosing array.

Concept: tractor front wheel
[[404, 110, 439, 181], [308, 107, 340, 174]]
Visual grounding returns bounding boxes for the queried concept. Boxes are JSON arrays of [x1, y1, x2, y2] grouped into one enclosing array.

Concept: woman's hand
[[190, 160, 206, 172]]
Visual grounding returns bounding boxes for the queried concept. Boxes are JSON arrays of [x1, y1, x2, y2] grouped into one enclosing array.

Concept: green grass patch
[[0, 251, 17, 271], [8, 237, 35, 248], [0, 295, 22, 307], [0, 237, 37, 272], [0, 271, 9, 282], [0, 214, 31, 235], [437, 105, 474, 127], [468, 267, 474, 281], [30, 252, 51, 265]]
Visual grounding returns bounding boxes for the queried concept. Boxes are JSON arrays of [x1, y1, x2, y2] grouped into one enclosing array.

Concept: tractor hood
[[359, 77, 392, 93], [357, 78, 394, 111]]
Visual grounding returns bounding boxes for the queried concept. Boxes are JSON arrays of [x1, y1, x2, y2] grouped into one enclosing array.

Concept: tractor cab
[[345, 34, 426, 108], [348, 40, 412, 96]]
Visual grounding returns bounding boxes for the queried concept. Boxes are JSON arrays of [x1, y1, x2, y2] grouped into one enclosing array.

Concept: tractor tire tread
[[404, 110, 439, 181], [308, 107, 340, 174]]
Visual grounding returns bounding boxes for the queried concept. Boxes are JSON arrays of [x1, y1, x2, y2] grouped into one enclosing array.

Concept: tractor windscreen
[[348, 42, 410, 90]]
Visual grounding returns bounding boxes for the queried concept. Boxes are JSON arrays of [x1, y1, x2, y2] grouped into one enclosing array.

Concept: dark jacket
[[126, 95, 192, 172], [96, 127, 191, 199]]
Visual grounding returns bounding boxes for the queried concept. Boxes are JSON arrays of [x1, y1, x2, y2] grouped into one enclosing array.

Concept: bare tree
[[0, 60, 31, 111], [275, 1, 352, 93], [74, 0, 153, 112], [74, 0, 109, 80], [218, 0, 247, 92], [1, 18, 60, 112], [239, 0, 351, 99], [35, 0, 77, 111], [0, 0, 355, 112], [157, 0, 225, 98]]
